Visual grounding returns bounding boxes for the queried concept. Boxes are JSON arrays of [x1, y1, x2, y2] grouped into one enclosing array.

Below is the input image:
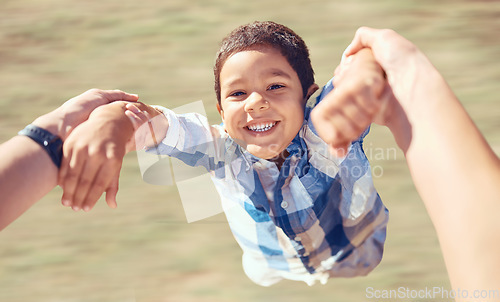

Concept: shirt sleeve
[[135, 106, 228, 223], [146, 105, 226, 172]]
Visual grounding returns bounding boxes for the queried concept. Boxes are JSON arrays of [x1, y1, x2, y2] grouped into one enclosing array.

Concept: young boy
[[59, 21, 389, 286]]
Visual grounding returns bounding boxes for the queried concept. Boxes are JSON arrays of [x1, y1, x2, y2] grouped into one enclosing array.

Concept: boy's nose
[[244, 92, 269, 112]]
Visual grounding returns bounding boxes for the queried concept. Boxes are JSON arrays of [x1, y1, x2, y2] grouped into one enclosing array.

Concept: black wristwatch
[[18, 124, 63, 168]]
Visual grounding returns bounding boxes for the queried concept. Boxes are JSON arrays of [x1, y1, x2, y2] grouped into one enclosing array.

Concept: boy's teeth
[[247, 122, 276, 132]]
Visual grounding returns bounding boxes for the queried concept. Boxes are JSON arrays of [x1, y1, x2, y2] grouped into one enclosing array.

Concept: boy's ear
[[216, 102, 224, 120], [306, 83, 320, 100]]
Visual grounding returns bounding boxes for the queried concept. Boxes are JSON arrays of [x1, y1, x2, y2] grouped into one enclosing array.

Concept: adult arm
[[0, 89, 139, 231], [344, 27, 500, 295]]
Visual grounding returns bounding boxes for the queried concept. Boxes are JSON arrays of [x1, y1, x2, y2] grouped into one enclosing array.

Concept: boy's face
[[218, 46, 315, 159]]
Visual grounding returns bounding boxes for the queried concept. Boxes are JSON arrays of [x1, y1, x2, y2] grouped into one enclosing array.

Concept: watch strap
[[18, 124, 63, 168]]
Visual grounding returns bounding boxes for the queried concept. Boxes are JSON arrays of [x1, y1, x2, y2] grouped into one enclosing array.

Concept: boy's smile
[[218, 46, 317, 160]]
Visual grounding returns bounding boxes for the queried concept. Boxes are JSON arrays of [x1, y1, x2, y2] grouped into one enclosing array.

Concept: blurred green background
[[1, 0, 499, 301]]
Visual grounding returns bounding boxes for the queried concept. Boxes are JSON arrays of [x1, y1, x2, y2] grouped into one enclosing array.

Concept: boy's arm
[[310, 48, 388, 157], [344, 27, 500, 293], [59, 101, 167, 212]]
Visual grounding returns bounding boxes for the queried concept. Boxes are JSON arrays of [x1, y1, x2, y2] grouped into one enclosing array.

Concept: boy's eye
[[230, 91, 246, 97], [268, 84, 284, 90]]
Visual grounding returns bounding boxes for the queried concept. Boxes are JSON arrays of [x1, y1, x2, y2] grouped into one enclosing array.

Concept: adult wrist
[[18, 124, 63, 168], [32, 108, 69, 141]]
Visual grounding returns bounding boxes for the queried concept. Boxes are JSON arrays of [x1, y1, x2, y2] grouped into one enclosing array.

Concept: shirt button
[[294, 236, 302, 241], [280, 201, 288, 209]]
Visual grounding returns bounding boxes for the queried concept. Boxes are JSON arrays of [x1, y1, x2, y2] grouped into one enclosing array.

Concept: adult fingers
[[105, 172, 120, 209], [68, 89, 138, 108], [69, 155, 103, 212], [342, 27, 381, 59], [74, 142, 124, 212], [80, 162, 119, 212], [99, 89, 139, 103], [343, 27, 419, 75], [59, 146, 73, 207], [60, 148, 87, 209], [373, 83, 398, 126]]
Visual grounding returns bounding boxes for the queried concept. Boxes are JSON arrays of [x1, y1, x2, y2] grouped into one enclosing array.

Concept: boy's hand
[[58, 101, 160, 212], [125, 103, 169, 151], [311, 48, 392, 157]]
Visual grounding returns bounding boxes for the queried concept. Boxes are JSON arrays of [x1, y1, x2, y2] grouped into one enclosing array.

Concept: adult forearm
[[0, 136, 58, 230], [390, 57, 500, 291], [0, 106, 76, 230], [343, 26, 500, 296], [0, 107, 79, 230]]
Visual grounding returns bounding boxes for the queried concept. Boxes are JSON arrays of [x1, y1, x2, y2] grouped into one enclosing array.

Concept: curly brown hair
[[214, 21, 315, 105]]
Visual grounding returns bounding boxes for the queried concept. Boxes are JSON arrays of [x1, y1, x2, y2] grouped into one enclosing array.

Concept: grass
[[0, 0, 499, 301]]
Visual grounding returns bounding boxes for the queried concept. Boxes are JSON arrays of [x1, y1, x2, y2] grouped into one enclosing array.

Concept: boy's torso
[[148, 79, 389, 285], [210, 119, 388, 286]]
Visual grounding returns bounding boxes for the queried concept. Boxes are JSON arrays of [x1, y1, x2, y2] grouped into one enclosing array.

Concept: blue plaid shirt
[[151, 78, 388, 286]]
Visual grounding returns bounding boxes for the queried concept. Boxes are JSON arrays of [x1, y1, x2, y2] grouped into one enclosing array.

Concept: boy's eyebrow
[[266, 68, 292, 79], [221, 77, 244, 89], [222, 68, 293, 90]]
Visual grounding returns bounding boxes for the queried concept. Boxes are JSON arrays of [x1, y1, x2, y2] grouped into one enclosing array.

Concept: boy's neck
[[269, 149, 290, 170]]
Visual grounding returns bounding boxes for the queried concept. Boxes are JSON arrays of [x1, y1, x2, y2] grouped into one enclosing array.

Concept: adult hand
[[341, 27, 437, 152], [311, 48, 392, 157], [32, 89, 139, 141], [58, 101, 161, 212], [0, 89, 139, 230], [342, 27, 429, 109]]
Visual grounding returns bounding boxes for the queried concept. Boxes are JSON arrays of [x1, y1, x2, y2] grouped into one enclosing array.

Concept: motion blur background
[[1, 0, 499, 301]]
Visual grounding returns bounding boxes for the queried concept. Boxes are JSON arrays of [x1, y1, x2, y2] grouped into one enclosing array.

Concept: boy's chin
[[245, 144, 285, 160]]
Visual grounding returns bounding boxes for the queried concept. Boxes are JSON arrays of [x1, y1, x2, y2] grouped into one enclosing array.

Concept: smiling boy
[[59, 21, 389, 286], [216, 44, 318, 165]]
